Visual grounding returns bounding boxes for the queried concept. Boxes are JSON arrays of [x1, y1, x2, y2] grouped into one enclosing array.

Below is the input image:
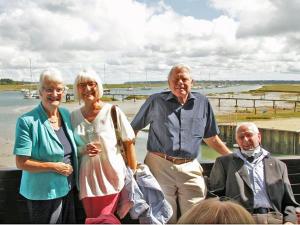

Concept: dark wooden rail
[[1, 158, 300, 223], [208, 97, 300, 108]]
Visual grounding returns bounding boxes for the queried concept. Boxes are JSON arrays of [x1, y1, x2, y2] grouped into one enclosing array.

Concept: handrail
[[1, 158, 300, 223]]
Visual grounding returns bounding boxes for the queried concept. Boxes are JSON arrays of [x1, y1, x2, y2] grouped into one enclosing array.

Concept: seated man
[[209, 122, 299, 224]]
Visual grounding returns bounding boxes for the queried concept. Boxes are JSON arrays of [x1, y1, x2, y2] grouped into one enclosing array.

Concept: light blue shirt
[[13, 103, 78, 200], [236, 148, 272, 209], [131, 91, 219, 159]]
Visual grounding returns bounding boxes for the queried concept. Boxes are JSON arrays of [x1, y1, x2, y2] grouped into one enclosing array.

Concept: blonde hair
[[39, 68, 64, 92], [73, 68, 103, 102], [178, 198, 255, 224]]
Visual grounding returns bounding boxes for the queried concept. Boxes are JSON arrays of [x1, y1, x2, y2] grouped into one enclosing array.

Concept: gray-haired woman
[[71, 69, 137, 219], [13, 68, 78, 223]]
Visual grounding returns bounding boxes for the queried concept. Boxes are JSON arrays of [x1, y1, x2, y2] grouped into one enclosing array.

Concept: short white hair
[[39, 68, 64, 91], [235, 122, 259, 135], [73, 68, 103, 102], [167, 63, 192, 80]]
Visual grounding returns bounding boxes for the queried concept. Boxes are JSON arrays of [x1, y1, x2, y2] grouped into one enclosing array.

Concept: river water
[[0, 84, 261, 168]]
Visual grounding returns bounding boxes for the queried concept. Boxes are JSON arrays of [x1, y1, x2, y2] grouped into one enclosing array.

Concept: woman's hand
[[54, 162, 73, 176], [85, 142, 102, 157], [15, 156, 73, 176]]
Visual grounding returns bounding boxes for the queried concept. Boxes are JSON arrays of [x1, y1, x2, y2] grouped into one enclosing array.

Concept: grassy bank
[[217, 110, 300, 123], [0, 84, 39, 91], [249, 84, 300, 93]]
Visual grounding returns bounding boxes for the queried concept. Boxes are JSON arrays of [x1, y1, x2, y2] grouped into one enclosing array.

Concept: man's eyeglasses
[[78, 82, 97, 89], [42, 87, 65, 94]]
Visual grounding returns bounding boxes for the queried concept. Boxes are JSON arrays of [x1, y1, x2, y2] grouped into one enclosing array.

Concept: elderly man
[[131, 63, 231, 223], [209, 122, 299, 224]]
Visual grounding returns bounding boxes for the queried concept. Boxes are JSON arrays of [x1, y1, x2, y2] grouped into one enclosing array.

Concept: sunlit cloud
[[0, 0, 299, 83]]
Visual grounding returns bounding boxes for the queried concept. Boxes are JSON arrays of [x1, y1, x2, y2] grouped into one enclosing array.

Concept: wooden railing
[[1, 158, 300, 223], [218, 125, 300, 155]]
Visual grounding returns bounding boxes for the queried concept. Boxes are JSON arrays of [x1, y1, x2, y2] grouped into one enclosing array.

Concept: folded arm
[[16, 155, 73, 176]]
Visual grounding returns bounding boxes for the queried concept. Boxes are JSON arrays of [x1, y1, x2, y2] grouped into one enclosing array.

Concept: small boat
[[20, 88, 29, 93], [103, 88, 110, 94], [24, 90, 39, 99], [23, 59, 39, 99], [192, 85, 202, 90], [141, 71, 152, 90], [141, 86, 151, 90]]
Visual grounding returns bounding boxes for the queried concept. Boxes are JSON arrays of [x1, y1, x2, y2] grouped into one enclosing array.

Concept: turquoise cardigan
[[13, 103, 78, 200]]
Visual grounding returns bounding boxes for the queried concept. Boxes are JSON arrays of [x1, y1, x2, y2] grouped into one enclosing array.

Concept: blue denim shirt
[[118, 164, 173, 224], [131, 91, 219, 159], [117, 167, 149, 220], [135, 164, 173, 224]]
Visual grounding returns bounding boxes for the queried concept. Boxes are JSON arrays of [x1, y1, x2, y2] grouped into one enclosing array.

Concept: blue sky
[[0, 0, 300, 83], [137, 0, 222, 20]]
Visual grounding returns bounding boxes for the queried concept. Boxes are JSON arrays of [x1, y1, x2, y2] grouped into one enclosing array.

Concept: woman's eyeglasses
[[78, 82, 97, 89], [42, 87, 65, 94]]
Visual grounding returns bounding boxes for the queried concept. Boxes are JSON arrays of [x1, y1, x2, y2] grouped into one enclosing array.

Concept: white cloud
[[0, 0, 299, 83]]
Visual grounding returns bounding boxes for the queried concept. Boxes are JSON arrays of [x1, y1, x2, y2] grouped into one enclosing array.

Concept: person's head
[[235, 122, 261, 151], [39, 68, 65, 110], [177, 198, 255, 224], [73, 69, 103, 104], [168, 63, 193, 103]]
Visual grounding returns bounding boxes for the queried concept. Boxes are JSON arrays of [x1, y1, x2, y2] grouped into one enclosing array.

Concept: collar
[[165, 91, 196, 103], [38, 102, 63, 124], [38, 102, 51, 123], [234, 147, 270, 162]]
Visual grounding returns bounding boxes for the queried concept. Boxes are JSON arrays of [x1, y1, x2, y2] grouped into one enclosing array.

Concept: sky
[[0, 0, 300, 84]]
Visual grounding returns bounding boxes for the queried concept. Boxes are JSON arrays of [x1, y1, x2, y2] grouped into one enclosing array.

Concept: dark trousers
[[27, 189, 76, 224]]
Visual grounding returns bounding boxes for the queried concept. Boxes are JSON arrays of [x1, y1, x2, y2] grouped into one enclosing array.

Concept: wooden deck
[[1, 158, 300, 223]]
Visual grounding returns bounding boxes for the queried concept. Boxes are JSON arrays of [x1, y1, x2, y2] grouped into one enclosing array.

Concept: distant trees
[[0, 79, 30, 85], [0, 78, 15, 84]]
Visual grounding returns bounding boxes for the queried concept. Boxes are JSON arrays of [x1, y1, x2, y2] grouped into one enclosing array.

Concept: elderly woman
[[13, 68, 78, 224], [71, 69, 137, 219]]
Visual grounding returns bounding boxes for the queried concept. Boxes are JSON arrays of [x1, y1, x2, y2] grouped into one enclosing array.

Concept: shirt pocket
[[191, 117, 205, 137]]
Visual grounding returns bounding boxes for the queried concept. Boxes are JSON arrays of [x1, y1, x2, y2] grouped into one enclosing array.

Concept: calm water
[[0, 84, 260, 167], [108, 84, 262, 98]]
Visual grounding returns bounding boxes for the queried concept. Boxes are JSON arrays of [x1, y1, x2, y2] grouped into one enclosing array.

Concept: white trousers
[[145, 152, 206, 224]]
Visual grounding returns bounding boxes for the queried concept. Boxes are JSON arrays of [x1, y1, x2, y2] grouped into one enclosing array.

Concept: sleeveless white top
[[71, 103, 135, 199]]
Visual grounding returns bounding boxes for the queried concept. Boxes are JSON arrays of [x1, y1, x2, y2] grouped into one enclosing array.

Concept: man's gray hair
[[167, 63, 192, 81], [235, 122, 259, 135], [39, 68, 64, 91]]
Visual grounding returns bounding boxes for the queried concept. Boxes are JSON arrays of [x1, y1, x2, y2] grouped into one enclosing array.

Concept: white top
[[71, 103, 135, 199]]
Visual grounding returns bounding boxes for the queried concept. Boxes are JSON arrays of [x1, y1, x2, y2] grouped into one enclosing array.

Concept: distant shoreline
[[1, 95, 300, 168], [1, 81, 300, 92]]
